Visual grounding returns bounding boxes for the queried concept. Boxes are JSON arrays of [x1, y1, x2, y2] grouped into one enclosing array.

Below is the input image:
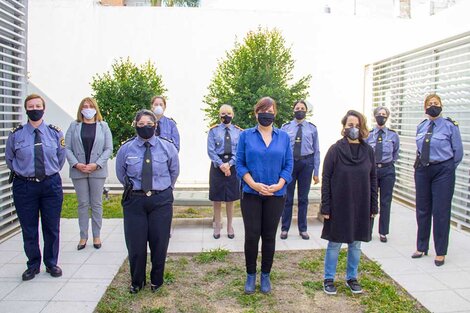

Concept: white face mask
[[154, 106, 164, 115], [81, 108, 96, 120]]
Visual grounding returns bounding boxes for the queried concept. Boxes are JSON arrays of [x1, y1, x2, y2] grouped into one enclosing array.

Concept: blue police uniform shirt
[[158, 115, 180, 151], [236, 126, 293, 196], [416, 117, 463, 168], [116, 135, 180, 190], [281, 119, 321, 176], [207, 123, 242, 168], [5, 121, 66, 177], [366, 127, 400, 163]]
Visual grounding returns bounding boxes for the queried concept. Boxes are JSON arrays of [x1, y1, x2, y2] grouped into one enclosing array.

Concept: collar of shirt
[[252, 125, 279, 135], [373, 126, 387, 136], [426, 117, 443, 128], [24, 121, 47, 134], [135, 135, 157, 147], [218, 123, 233, 130]]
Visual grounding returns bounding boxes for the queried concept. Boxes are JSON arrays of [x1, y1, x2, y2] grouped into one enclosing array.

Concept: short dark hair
[[134, 109, 156, 124], [341, 110, 369, 140], [293, 100, 308, 111], [254, 97, 277, 114], [24, 94, 45, 109]]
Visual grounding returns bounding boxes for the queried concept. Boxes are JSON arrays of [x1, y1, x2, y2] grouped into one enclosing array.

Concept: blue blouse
[[236, 126, 293, 196]]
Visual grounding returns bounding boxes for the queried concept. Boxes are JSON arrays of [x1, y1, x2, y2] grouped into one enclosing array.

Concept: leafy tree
[[203, 27, 311, 129], [91, 57, 166, 155]]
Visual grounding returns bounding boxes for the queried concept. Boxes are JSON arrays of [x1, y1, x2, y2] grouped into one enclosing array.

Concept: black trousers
[[123, 188, 173, 288], [414, 159, 455, 256], [376, 165, 396, 236], [241, 192, 285, 274]]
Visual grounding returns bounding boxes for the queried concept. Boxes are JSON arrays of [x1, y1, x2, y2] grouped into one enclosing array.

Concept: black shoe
[[77, 243, 86, 250], [227, 233, 235, 239], [46, 266, 62, 278], [379, 235, 387, 243], [22, 268, 40, 281], [346, 279, 363, 294], [323, 279, 337, 295], [411, 251, 428, 259], [150, 284, 162, 292], [213, 233, 220, 239], [299, 232, 310, 240], [280, 231, 288, 240], [93, 243, 102, 249], [129, 285, 141, 294], [434, 257, 445, 267]]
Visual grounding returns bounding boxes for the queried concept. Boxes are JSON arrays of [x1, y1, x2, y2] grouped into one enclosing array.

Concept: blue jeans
[[324, 241, 361, 280]]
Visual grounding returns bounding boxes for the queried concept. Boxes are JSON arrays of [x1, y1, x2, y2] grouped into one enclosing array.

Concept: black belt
[[14, 173, 56, 182], [294, 153, 314, 161], [131, 188, 169, 197], [218, 153, 233, 161], [376, 162, 393, 168]]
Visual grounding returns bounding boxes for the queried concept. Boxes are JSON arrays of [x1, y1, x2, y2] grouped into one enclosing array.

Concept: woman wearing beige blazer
[[65, 97, 113, 250]]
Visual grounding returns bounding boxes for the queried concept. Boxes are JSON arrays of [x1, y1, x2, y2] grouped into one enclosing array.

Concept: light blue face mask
[[81, 108, 96, 120], [154, 106, 164, 115], [345, 127, 360, 140]]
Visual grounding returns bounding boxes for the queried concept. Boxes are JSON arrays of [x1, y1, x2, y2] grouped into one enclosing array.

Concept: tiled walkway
[[0, 202, 469, 312]]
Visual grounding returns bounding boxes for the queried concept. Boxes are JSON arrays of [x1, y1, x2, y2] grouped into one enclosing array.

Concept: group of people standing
[[5, 92, 462, 297]]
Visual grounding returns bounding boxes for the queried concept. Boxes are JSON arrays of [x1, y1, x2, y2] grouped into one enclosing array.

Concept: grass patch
[[193, 248, 230, 264], [62, 194, 123, 218], [97, 250, 428, 313]]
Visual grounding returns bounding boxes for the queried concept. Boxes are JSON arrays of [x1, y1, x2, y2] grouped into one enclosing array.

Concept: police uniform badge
[[60, 137, 65, 147]]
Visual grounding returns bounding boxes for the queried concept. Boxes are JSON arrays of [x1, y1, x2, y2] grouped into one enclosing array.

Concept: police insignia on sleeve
[[60, 137, 65, 147]]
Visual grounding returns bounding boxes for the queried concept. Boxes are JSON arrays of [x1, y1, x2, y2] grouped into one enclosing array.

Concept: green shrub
[[203, 27, 311, 129], [91, 57, 167, 156]]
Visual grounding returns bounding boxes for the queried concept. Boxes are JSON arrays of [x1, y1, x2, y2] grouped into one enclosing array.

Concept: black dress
[[320, 137, 378, 243]]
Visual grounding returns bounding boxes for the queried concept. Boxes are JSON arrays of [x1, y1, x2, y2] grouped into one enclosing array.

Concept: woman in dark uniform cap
[[116, 109, 179, 293], [207, 104, 242, 239]]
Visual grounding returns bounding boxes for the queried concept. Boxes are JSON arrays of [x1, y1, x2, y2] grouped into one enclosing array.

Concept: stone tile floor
[[0, 202, 469, 312]]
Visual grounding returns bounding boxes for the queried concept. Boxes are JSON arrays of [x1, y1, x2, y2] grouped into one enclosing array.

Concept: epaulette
[[122, 136, 136, 145], [10, 124, 23, 133], [418, 119, 427, 126], [159, 136, 174, 144], [209, 124, 218, 130], [388, 129, 396, 133], [281, 122, 290, 127], [234, 125, 244, 131], [369, 129, 374, 132], [168, 117, 177, 125], [308, 122, 316, 128], [48, 124, 61, 132], [445, 117, 459, 127]]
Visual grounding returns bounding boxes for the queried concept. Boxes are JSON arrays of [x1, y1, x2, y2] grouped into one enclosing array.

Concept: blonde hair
[[76, 97, 103, 122], [219, 104, 234, 115], [424, 94, 442, 109]]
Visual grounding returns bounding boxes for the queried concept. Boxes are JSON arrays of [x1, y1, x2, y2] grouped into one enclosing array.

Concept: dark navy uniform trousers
[[282, 155, 314, 232], [123, 188, 173, 288], [376, 165, 396, 236], [414, 158, 455, 256], [12, 173, 63, 270]]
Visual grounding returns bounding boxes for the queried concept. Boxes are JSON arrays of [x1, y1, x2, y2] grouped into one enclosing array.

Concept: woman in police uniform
[[151, 95, 180, 151], [412, 94, 463, 266], [5, 94, 66, 281], [116, 109, 179, 293], [365, 106, 399, 243], [207, 104, 242, 239], [280, 100, 320, 240]]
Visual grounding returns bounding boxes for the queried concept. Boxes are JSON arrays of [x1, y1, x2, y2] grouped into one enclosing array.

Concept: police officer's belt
[[376, 162, 393, 168], [14, 173, 55, 182], [218, 153, 233, 160], [294, 153, 314, 161], [132, 188, 169, 197]]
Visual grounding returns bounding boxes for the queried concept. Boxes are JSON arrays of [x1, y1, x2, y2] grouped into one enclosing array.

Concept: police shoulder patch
[[60, 137, 65, 148], [308, 122, 317, 128], [10, 124, 23, 133], [48, 124, 62, 132], [445, 117, 459, 127], [168, 117, 177, 125]]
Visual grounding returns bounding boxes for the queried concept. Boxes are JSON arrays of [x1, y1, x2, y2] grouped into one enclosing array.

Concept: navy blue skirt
[[209, 164, 241, 202]]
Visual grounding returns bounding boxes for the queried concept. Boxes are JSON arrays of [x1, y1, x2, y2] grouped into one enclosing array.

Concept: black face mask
[[26, 109, 44, 122], [294, 111, 306, 120], [375, 115, 387, 126], [221, 115, 232, 124], [136, 125, 155, 140], [426, 106, 442, 118], [257, 112, 275, 127]]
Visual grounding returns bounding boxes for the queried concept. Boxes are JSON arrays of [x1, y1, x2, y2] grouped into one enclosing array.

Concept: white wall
[[27, 0, 470, 185]]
